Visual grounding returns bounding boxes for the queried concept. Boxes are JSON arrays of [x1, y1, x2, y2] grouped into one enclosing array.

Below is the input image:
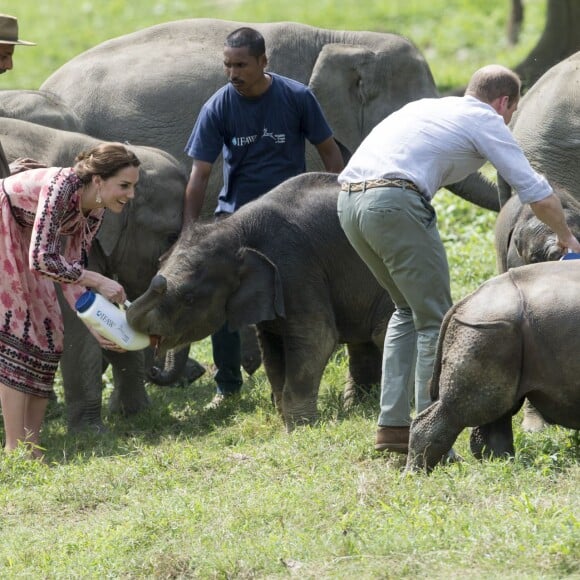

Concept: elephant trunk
[[447, 171, 500, 212], [126, 274, 167, 330], [148, 346, 189, 386]]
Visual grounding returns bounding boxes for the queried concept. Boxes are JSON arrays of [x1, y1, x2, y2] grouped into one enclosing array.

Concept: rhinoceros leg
[[470, 412, 515, 459], [521, 399, 548, 432], [405, 401, 464, 472]]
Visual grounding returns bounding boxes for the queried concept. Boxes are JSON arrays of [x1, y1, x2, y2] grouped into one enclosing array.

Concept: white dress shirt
[[338, 95, 551, 204]]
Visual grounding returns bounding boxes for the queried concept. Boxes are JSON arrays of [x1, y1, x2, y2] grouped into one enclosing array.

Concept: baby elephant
[[406, 261, 580, 472]]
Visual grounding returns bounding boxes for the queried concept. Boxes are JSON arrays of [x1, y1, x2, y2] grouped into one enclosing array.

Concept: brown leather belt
[[341, 178, 420, 194]]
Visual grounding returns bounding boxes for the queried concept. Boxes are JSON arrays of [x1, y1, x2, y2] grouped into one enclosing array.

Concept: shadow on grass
[[39, 370, 278, 465]]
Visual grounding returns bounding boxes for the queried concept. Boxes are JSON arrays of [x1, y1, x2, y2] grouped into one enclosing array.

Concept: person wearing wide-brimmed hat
[[0, 13, 44, 177]]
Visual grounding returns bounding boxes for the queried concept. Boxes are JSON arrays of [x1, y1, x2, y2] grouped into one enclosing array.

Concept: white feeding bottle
[[75, 290, 150, 351]]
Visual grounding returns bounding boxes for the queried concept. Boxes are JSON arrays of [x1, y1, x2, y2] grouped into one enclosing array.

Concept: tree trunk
[[515, 0, 580, 90], [507, 0, 524, 45]]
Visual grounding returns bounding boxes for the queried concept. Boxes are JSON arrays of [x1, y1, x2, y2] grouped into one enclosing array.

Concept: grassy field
[[1, 1, 579, 578], [3, 0, 546, 92]]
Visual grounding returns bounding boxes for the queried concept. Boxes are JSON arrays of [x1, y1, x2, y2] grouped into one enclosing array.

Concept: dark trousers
[[211, 322, 243, 395]]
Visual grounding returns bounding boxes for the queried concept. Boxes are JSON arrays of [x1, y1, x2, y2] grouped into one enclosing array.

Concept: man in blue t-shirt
[[184, 26, 344, 408]]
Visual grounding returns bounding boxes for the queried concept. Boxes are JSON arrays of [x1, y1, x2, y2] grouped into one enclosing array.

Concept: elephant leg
[[258, 329, 285, 415], [239, 324, 262, 376], [521, 399, 548, 433], [470, 413, 515, 460], [406, 401, 465, 472], [343, 341, 382, 409], [57, 287, 106, 433], [106, 350, 150, 416], [279, 327, 337, 431]]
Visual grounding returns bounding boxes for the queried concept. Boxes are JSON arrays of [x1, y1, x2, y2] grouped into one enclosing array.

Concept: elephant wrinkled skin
[[406, 261, 580, 472], [40, 19, 500, 214], [495, 189, 580, 273], [0, 89, 82, 132], [0, 117, 187, 431], [497, 51, 580, 207], [127, 173, 394, 430]]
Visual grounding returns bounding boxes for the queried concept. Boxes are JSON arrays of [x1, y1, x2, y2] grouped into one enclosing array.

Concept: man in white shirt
[[337, 64, 580, 455]]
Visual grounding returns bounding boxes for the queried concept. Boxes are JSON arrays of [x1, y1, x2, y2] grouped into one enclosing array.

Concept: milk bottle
[[75, 290, 150, 350]]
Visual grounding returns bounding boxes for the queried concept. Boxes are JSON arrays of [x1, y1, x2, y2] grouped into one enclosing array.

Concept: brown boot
[[375, 426, 410, 453], [521, 400, 548, 433]]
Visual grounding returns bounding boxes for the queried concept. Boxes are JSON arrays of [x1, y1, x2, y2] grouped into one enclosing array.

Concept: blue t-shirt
[[185, 73, 333, 214]]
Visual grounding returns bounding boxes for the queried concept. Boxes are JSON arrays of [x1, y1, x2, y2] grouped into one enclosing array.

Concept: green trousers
[[337, 185, 452, 426]]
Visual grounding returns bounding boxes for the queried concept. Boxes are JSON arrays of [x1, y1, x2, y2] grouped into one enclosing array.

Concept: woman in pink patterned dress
[[0, 142, 141, 458]]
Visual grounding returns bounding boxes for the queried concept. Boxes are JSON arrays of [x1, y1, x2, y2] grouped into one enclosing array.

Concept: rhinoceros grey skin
[[494, 189, 580, 432], [494, 54, 580, 431], [127, 172, 395, 430], [406, 261, 580, 472], [40, 19, 500, 214]]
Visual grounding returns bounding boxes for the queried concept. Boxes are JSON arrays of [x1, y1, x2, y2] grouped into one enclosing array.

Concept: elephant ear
[[226, 247, 286, 331], [308, 44, 375, 155], [513, 217, 538, 260], [95, 210, 127, 257], [513, 214, 559, 264]]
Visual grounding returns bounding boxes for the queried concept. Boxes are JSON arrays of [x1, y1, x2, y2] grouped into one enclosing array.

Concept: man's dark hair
[[225, 27, 266, 58]]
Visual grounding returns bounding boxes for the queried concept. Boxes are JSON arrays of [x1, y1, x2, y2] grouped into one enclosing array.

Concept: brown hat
[[0, 14, 35, 46]]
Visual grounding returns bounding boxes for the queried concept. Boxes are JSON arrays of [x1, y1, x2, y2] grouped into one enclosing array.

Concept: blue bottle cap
[[561, 252, 580, 261], [75, 290, 96, 313]]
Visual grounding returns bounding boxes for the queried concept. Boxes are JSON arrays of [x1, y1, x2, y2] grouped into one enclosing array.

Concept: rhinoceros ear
[[226, 247, 286, 331]]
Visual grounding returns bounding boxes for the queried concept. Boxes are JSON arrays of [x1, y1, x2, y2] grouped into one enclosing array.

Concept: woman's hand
[[96, 276, 127, 305], [79, 270, 127, 305], [97, 336, 127, 353], [82, 323, 127, 352]]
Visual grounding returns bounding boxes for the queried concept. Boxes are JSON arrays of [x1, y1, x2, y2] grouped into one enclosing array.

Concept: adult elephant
[[41, 19, 500, 214], [127, 173, 395, 430], [0, 89, 82, 132], [0, 117, 188, 431], [497, 51, 580, 207], [494, 52, 580, 430]]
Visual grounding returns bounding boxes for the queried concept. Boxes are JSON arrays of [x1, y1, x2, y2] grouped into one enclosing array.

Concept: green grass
[[1, 368, 578, 577], [3, 0, 546, 92], [1, 1, 578, 578]]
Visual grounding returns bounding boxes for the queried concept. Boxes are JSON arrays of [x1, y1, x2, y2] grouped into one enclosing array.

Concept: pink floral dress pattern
[[0, 167, 104, 397]]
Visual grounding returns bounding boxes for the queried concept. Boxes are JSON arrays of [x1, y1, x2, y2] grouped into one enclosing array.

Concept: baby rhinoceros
[[406, 260, 580, 472]]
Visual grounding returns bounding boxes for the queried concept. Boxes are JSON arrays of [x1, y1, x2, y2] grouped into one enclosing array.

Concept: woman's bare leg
[[0, 383, 27, 451], [0, 383, 48, 458], [24, 394, 49, 458]]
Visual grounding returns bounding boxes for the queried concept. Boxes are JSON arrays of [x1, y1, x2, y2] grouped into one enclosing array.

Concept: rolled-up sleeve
[[471, 115, 552, 204]]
